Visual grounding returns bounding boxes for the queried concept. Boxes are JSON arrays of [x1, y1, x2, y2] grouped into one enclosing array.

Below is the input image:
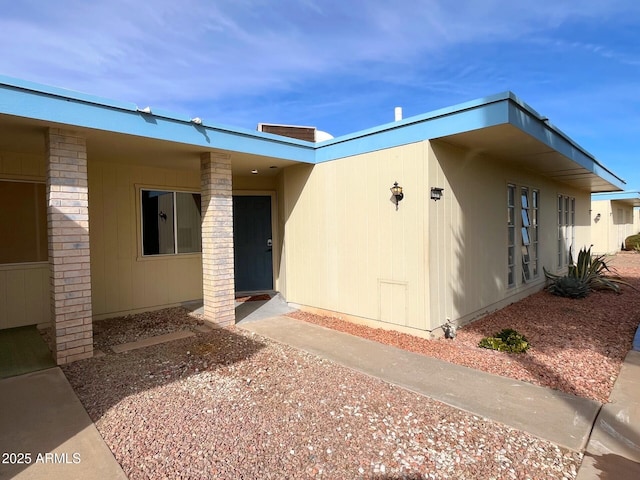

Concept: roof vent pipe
[[394, 107, 402, 121]]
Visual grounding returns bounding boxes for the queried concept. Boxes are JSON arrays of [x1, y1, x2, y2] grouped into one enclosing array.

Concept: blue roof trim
[[591, 191, 640, 207], [0, 75, 626, 190], [591, 191, 640, 201], [0, 75, 315, 163], [315, 94, 511, 162], [0, 74, 136, 111], [507, 97, 625, 188]]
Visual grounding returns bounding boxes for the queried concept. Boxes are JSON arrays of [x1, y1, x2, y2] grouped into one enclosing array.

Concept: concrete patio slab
[[0, 368, 127, 480], [239, 315, 601, 453]]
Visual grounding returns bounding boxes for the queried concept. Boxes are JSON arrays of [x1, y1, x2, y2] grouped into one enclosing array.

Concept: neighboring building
[[0, 75, 626, 364], [590, 191, 640, 254]]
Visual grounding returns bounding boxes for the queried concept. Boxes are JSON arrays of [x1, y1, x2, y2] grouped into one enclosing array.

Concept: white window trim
[[137, 186, 202, 259]]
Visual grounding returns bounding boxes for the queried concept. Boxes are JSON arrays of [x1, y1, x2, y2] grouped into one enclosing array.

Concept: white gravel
[[63, 310, 582, 479]]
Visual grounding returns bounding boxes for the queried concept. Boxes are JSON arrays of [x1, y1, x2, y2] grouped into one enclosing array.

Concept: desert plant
[[544, 246, 633, 297], [478, 328, 530, 353], [625, 233, 640, 251], [546, 275, 589, 298]]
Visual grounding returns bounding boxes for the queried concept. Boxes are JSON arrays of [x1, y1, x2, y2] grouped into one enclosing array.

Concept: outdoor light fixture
[[191, 117, 203, 125], [430, 187, 444, 201], [251, 169, 258, 175], [390, 182, 404, 210], [595, 213, 601, 222]]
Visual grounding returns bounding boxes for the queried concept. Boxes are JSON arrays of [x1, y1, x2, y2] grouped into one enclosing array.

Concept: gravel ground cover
[[61, 253, 639, 478], [64, 316, 581, 479], [289, 253, 640, 404]]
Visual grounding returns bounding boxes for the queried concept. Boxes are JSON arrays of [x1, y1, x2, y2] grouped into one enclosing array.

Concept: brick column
[[46, 128, 93, 364], [201, 152, 235, 326]]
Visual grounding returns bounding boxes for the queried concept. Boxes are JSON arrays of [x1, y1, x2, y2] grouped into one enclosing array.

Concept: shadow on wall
[[275, 163, 313, 296], [430, 140, 505, 329]]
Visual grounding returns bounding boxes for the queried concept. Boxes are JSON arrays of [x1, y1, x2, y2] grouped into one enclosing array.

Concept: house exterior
[[590, 192, 640, 254], [0, 75, 625, 364]]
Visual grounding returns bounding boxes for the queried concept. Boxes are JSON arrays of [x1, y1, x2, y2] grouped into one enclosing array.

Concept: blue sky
[[1, 0, 639, 189]]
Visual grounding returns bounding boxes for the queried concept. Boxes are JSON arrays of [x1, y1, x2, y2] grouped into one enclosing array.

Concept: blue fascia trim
[[0, 76, 316, 163], [0, 74, 136, 111], [315, 94, 512, 162], [507, 98, 626, 190], [0, 76, 628, 190], [591, 191, 640, 206]]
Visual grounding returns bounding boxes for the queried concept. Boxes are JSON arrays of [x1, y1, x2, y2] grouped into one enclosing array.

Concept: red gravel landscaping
[[288, 253, 640, 404]]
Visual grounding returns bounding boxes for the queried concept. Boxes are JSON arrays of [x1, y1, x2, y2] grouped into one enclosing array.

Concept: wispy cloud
[[3, 0, 637, 106], [1, 0, 639, 186]]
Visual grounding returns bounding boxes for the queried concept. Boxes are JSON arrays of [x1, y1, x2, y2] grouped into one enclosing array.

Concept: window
[[557, 194, 575, 267], [0, 181, 47, 264], [521, 187, 531, 283], [507, 184, 516, 287], [532, 190, 539, 277], [507, 184, 539, 287], [141, 189, 202, 256]]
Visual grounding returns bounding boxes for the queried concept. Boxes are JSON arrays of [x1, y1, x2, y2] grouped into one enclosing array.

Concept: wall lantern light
[[594, 213, 601, 222], [390, 182, 404, 210], [430, 187, 444, 201]]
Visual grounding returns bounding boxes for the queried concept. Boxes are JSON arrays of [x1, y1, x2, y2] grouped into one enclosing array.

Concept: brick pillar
[[201, 152, 235, 326], [46, 128, 93, 364]]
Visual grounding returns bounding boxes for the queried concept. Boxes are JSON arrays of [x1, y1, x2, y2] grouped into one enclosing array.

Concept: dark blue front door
[[233, 195, 273, 292]]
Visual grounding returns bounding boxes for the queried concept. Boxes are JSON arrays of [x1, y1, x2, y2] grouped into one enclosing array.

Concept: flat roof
[[0, 74, 626, 191], [592, 191, 640, 207]]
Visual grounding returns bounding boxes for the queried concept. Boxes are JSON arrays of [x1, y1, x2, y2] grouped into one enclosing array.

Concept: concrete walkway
[[577, 350, 640, 479], [240, 315, 640, 479], [2, 308, 637, 479], [0, 368, 127, 480], [240, 315, 601, 452]]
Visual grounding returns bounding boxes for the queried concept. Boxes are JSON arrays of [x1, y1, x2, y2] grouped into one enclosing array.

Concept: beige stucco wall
[[90, 161, 280, 320], [0, 150, 50, 328], [591, 200, 637, 254], [89, 160, 203, 319], [282, 142, 429, 330], [1, 139, 283, 327], [428, 141, 590, 328], [281, 140, 591, 333]]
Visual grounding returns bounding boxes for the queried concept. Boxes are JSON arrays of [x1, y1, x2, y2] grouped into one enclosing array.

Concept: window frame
[[557, 193, 575, 268], [0, 179, 48, 265], [138, 187, 202, 258], [507, 184, 516, 287], [507, 182, 540, 288]]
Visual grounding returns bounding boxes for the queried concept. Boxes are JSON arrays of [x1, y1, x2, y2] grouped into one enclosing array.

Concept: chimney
[[394, 107, 403, 121]]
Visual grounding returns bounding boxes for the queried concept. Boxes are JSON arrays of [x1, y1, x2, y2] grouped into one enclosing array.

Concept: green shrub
[[625, 233, 640, 251], [478, 328, 530, 353], [547, 275, 589, 298], [543, 246, 633, 297]]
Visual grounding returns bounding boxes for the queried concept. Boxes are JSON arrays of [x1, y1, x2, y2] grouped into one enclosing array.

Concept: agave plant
[[543, 246, 634, 297], [546, 275, 589, 298]]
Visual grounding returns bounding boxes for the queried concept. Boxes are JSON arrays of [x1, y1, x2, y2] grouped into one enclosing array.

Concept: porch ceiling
[[612, 198, 640, 208], [0, 114, 299, 177], [435, 123, 621, 193]]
